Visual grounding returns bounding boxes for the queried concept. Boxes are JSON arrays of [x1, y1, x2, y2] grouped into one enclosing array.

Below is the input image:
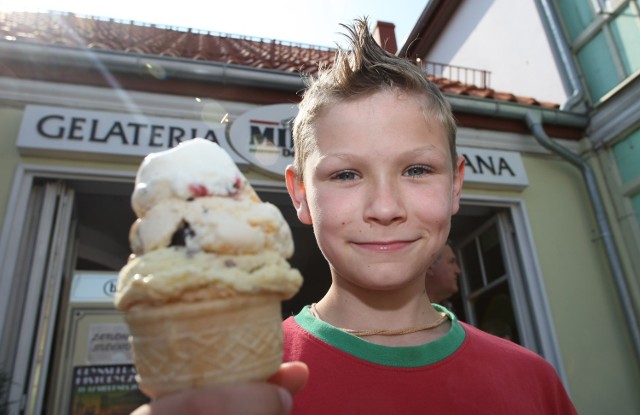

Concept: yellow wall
[[0, 107, 22, 227], [521, 154, 640, 414]]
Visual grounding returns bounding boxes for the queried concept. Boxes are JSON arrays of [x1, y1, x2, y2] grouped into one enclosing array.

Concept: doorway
[[451, 207, 522, 343]]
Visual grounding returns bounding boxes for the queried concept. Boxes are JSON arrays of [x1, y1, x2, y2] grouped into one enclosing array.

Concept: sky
[[0, 0, 429, 49]]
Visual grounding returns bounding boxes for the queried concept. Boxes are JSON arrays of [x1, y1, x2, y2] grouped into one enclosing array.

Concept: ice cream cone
[[116, 139, 302, 397], [125, 294, 283, 399]]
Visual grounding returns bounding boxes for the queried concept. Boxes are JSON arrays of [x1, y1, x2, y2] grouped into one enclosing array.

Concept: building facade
[[0, 7, 638, 414]]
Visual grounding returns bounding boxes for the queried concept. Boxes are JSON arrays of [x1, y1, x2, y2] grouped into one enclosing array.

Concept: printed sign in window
[[87, 323, 132, 365], [70, 364, 149, 415]]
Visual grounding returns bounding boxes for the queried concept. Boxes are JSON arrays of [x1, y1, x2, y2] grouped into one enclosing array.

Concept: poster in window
[[70, 364, 149, 415]]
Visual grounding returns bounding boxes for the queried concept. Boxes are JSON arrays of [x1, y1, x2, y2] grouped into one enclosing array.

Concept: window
[[555, 0, 640, 103], [631, 194, 640, 223], [457, 213, 521, 344], [557, 0, 594, 40], [613, 126, 640, 223], [577, 32, 620, 100], [610, 2, 640, 74]]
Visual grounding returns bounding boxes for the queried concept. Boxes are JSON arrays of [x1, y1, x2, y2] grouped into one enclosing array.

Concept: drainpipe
[[526, 111, 640, 365], [535, 0, 585, 112]]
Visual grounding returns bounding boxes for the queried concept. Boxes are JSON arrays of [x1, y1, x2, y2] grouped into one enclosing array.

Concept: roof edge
[[0, 40, 307, 91], [399, 0, 463, 58], [448, 93, 588, 129]]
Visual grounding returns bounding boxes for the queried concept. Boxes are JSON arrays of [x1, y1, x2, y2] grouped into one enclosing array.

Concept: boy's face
[[286, 89, 464, 292]]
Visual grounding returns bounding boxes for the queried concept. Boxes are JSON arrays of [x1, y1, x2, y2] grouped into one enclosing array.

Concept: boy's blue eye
[[405, 166, 430, 177], [333, 171, 358, 181]]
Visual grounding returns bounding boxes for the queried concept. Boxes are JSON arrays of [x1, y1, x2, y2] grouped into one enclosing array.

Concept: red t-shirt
[[283, 305, 577, 414]]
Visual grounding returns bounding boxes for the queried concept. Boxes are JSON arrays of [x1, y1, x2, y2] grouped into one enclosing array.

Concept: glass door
[[457, 211, 524, 345], [6, 181, 76, 414]]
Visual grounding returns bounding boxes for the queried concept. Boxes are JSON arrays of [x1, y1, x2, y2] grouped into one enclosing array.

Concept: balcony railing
[[418, 59, 491, 89]]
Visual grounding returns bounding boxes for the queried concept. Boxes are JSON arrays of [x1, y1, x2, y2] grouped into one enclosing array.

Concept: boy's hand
[[131, 361, 308, 415]]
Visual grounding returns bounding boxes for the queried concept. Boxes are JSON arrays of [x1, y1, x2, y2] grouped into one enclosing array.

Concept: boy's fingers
[[130, 362, 308, 415], [131, 383, 293, 415], [268, 361, 309, 395]]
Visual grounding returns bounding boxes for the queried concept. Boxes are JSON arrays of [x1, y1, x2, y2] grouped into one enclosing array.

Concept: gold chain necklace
[[310, 303, 449, 337]]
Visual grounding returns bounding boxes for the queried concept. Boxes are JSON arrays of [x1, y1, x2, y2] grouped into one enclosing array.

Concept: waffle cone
[[125, 294, 283, 399]]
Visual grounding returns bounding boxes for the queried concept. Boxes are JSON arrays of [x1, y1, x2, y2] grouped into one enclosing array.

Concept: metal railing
[[419, 60, 491, 89]]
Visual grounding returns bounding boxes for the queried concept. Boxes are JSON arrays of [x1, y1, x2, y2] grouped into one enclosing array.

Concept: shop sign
[[17, 104, 244, 164], [227, 103, 297, 177], [460, 147, 528, 190], [17, 104, 527, 189], [70, 272, 120, 304]]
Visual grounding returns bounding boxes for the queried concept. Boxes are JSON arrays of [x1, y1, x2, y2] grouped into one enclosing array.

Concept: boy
[[281, 19, 577, 414], [134, 18, 576, 415]]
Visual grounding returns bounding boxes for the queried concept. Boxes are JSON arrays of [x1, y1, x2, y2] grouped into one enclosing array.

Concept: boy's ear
[[285, 165, 313, 225], [451, 155, 465, 214]]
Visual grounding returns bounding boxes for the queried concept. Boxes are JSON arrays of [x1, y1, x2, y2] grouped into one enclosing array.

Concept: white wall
[[426, 0, 568, 105]]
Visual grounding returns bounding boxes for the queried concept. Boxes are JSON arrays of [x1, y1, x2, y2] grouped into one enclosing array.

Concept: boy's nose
[[363, 179, 407, 225]]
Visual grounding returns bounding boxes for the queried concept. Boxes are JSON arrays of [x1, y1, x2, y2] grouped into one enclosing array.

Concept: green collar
[[293, 303, 465, 367]]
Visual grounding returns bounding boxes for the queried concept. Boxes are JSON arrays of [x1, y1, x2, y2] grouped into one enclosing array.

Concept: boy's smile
[[287, 88, 464, 293]]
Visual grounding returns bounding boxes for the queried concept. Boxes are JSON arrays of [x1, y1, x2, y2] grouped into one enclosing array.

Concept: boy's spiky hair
[[292, 17, 457, 179]]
